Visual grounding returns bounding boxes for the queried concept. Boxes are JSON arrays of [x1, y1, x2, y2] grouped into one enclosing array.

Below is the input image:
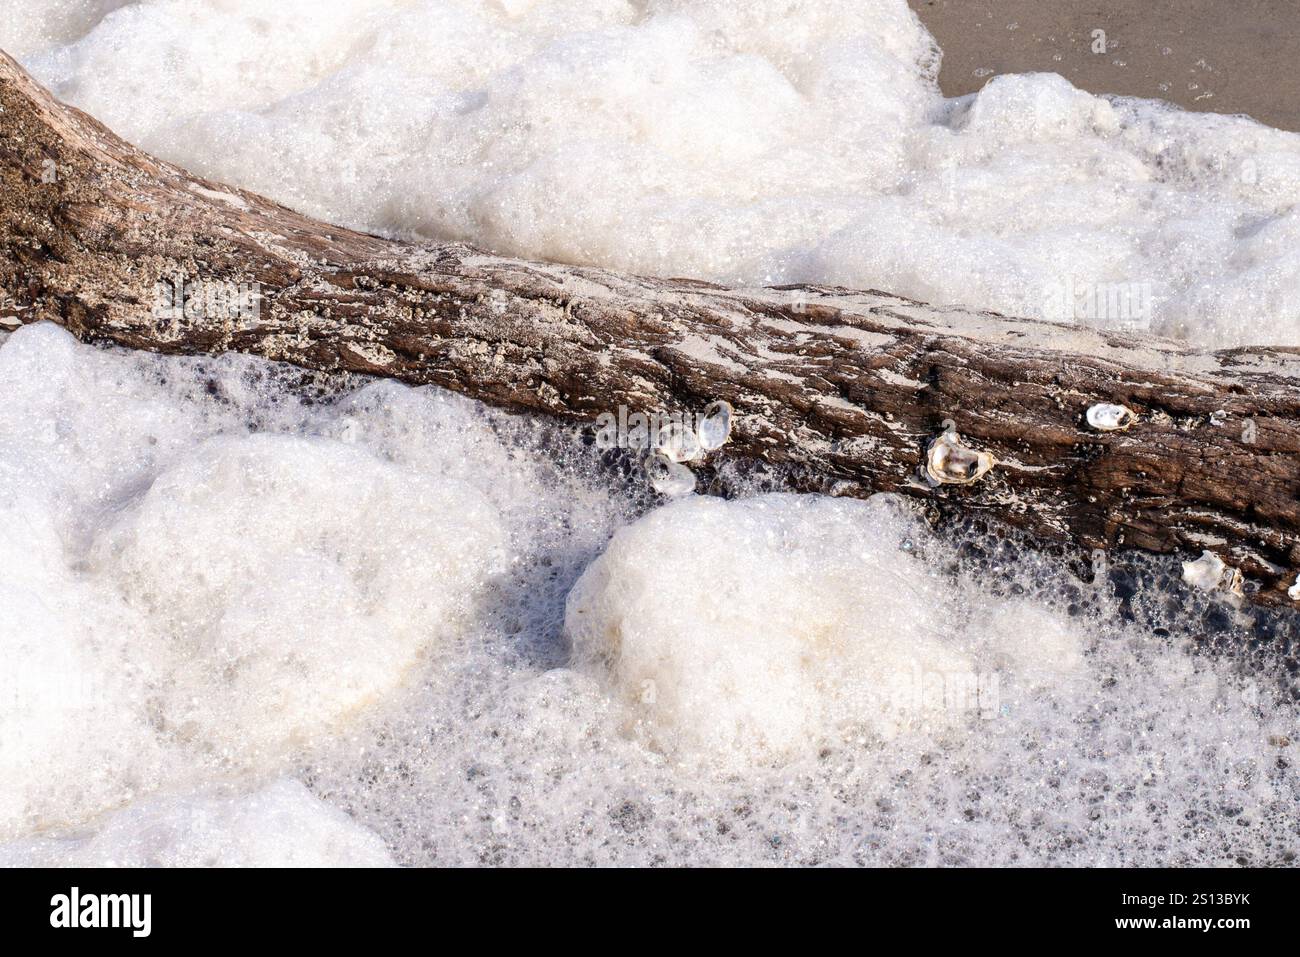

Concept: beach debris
[[1086, 403, 1135, 432], [924, 428, 996, 486], [1224, 566, 1246, 600], [1182, 550, 1225, 591], [634, 400, 734, 496], [645, 450, 696, 497], [1181, 549, 1245, 600], [696, 400, 732, 451], [657, 420, 703, 463]]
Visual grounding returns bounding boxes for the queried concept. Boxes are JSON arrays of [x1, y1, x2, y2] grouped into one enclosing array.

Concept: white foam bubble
[[0, 0, 130, 58], [0, 779, 395, 867], [98, 432, 507, 762], [308, 487, 1296, 866], [565, 493, 1083, 763], [10, 1, 1300, 346], [0, 489, 161, 837]]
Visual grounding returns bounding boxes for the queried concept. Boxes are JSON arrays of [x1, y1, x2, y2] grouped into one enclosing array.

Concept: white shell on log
[[1086, 403, 1135, 432], [696, 400, 732, 451], [1288, 576, 1300, 602], [645, 450, 695, 497], [656, 420, 703, 463], [924, 429, 995, 486], [1225, 567, 1246, 601], [1182, 550, 1225, 591], [1182, 550, 1248, 602]]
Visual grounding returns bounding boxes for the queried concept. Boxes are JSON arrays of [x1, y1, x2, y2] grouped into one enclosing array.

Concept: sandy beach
[[912, 0, 1300, 131]]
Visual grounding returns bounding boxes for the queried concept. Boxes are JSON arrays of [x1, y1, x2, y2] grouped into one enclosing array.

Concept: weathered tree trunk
[[3, 50, 1300, 601]]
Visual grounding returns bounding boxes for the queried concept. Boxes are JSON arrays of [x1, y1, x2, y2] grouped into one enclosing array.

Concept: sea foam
[[0, 323, 1294, 866], [565, 493, 1083, 763], [0, 779, 396, 867]]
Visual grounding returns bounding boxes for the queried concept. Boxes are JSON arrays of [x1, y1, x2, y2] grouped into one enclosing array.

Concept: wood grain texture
[[3, 50, 1299, 601]]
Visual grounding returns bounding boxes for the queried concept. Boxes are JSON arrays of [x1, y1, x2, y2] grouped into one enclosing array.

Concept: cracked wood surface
[[3, 50, 1300, 601]]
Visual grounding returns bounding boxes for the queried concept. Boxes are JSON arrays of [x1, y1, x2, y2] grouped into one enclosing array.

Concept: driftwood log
[[3, 50, 1300, 603]]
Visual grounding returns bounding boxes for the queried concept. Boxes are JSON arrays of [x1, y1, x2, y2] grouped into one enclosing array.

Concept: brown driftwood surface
[[3, 50, 1300, 601]]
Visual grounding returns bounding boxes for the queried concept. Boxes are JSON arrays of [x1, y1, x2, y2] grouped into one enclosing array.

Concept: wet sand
[[910, 0, 1300, 131]]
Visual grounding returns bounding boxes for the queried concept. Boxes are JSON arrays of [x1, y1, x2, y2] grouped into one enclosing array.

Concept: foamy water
[[0, 2, 1298, 866], [0, 323, 1294, 866], [8, 0, 1300, 347]]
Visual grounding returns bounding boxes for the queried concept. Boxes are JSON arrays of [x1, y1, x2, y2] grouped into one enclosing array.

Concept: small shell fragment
[[1182, 550, 1226, 592], [924, 429, 995, 486], [656, 420, 703, 463], [1086, 403, 1135, 432], [645, 450, 695, 497], [1288, 575, 1300, 602], [1224, 567, 1246, 601], [696, 400, 732, 451]]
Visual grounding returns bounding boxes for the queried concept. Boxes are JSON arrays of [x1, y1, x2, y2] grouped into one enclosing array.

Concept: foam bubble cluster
[[565, 494, 1082, 763], [0, 322, 615, 844], [100, 433, 506, 762], [0, 779, 396, 867], [8, 0, 1300, 346]]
